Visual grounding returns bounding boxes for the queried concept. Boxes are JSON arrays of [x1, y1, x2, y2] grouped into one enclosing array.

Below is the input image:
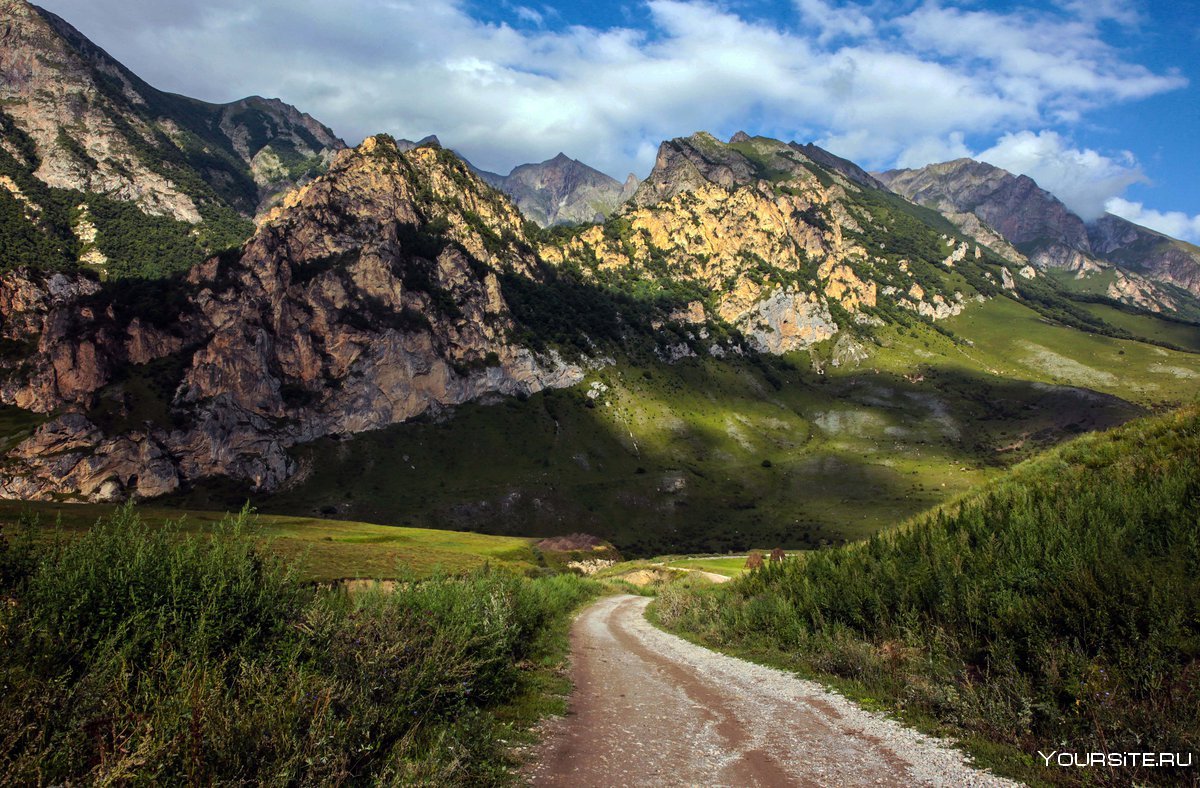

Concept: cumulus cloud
[[33, 0, 1187, 187], [977, 131, 1145, 220], [1106, 198, 1200, 244]]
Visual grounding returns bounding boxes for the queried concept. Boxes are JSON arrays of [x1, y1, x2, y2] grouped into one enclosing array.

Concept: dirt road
[[526, 595, 1017, 787]]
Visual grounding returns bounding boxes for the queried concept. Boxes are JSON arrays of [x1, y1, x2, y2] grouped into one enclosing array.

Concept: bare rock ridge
[[473, 153, 639, 226], [0, 0, 344, 222], [878, 158, 1200, 307], [0, 136, 585, 501]]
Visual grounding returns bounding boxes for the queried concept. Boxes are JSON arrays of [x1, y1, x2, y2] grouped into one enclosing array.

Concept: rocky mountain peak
[[633, 132, 846, 208], [878, 157, 1200, 305], [1, 132, 584, 501], [481, 151, 634, 226]]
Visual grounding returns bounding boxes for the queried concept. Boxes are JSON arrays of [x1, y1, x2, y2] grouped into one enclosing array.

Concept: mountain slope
[[878, 158, 1200, 313], [4, 127, 1199, 529], [159, 134, 1200, 554], [0, 0, 344, 278], [475, 153, 637, 226]]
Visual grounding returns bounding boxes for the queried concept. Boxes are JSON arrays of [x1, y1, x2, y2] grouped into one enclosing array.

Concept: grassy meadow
[[0, 501, 538, 582]]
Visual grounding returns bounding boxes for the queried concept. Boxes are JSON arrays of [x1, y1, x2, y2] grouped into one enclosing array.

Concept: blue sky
[[36, 0, 1200, 240]]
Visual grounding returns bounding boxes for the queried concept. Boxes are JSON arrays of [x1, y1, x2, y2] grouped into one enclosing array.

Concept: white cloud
[[1106, 198, 1200, 243], [977, 130, 1144, 220], [895, 133, 971, 170], [1055, 0, 1142, 27], [33, 0, 1187, 188], [794, 0, 874, 43]]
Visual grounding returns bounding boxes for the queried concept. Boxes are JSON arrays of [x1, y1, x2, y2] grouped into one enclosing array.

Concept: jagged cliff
[[543, 133, 1006, 354], [878, 159, 1200, 310], [0, 137, 584, 501]]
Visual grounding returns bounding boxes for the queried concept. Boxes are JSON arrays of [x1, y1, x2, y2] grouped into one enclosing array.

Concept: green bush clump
[[0, 505, 597, 784], [657, 407, 1200, 785]]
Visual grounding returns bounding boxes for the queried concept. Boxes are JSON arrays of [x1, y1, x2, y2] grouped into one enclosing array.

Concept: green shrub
[[0, 505, 598, 784]]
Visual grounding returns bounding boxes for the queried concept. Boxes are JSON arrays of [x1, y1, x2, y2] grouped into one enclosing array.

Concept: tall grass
[[658, 406, 1200, 785], [0, 505, 597, 784]]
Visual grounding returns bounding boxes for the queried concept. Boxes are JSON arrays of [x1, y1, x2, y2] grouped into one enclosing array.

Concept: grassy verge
[[0, 505, 599, 784], [653, 407, 1200, 786]]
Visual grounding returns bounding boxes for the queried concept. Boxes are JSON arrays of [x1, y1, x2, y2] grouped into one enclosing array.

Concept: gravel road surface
[[526, 594, 1019, 787]]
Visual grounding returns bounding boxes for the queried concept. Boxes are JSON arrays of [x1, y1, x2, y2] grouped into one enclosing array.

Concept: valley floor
[[525, 595, 1015, 787]]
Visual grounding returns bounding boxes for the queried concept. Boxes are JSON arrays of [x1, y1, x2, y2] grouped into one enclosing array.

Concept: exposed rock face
[[546, 133, 981, 353], [0, 269, 185, 411], [631, 132, 762, 207], [1106, 269, 1185, 315], [1088, 214, 1200, 297], [878, 159, 1092, 268], [878, 158, 1200, 305], [0, 0, 344, 220], [475, 153, 638, 226], [1, 414, 179, 501], [0, 136, 586, 501], [737, 288, 837, 354]]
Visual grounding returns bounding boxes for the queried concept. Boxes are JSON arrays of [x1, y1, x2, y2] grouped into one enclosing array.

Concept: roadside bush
[[0, 505, 597, 784]]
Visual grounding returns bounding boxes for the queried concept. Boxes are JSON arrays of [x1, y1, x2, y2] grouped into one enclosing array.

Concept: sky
[[34, 0, 1200, 241]]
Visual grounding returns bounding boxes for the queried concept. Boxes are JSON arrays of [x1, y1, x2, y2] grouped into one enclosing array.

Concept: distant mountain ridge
[[877, 159, 1200, 312], [473, 153, 638, 227]]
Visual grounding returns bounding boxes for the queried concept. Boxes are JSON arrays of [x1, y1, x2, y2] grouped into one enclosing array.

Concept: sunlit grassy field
[[0, 501, 537, 582]]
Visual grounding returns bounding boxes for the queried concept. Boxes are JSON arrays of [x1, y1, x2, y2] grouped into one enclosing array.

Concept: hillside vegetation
[[657, 406, 1200, 785], [0, 505, 597, 783]]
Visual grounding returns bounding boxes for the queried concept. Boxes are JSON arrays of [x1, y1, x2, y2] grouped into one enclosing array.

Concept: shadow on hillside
[[162, 357, 1144, 557]]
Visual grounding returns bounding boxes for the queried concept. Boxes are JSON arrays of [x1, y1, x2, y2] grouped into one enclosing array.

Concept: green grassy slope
[[656, 406, 1200, 785], [1079, 302, 1200, 353]]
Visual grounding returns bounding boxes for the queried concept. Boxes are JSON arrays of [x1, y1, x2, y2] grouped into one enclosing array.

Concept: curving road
[[525, 595, 1017, 787]]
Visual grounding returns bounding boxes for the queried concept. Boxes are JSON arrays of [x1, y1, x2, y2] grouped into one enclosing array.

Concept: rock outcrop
[[0, 136, 584, 501], [545, 133, 984, 353]]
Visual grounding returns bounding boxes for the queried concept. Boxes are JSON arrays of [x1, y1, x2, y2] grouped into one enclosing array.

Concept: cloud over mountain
[[35, 0, 1187, 198]]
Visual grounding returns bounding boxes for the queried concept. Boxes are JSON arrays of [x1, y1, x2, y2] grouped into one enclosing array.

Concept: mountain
[[0, 0, 344, 278], [474, 153, 638, 226], [0, 135, 587, 500], [2, 2, 1200, 552], [7, 127, 1194, 530], [877, 159, 1200, 314]]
